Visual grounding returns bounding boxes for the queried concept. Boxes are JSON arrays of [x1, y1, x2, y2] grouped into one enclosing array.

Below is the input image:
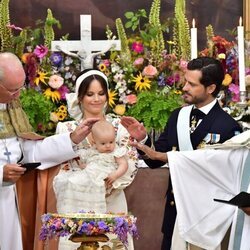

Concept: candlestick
[[237, 17, 246, 92], [191, 18, 197, 59]]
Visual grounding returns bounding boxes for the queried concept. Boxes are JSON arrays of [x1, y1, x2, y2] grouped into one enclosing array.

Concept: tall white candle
[[237, 17, 246, 92], [191, 19, 197, 59]]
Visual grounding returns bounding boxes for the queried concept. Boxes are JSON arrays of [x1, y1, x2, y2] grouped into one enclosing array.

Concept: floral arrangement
[[39, 212, 138, 246], [0, 0, 249, 135], [0, 0, 81, 135], [199, 25, 250, 127], [96, 0, 189, 132]]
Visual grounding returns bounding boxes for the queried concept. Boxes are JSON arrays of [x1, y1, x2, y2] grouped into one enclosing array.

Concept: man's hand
[[121, 116, 147, 141], [3, 164, 26, 183], [70, 118, 100, 144], [130, 141, 168, 162]]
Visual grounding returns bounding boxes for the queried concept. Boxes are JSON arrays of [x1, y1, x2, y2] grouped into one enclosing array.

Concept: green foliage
[[173, 0, 190, 60], [115, 18, 131, 65], [124, 9, 147, 31], [44, 8, 61, 48], [20, 89, 56, 134], [127, 90, 183, 132], [205, 24, 215, 57], [0, 0, 13, 52]]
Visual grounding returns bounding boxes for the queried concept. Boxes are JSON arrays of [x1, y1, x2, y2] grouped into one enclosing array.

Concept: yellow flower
[[113, 104, 126, 116], [174, 90, 182, 95], [56, 111, 67, 121], [222, 73, 232, 86], [44, 88, 61, 102], [34, 70, 49, 85], [218, 53, 226, 60], [132, 73, 151, 91], [98, 63, 107, 72], [105, 69, 110, 76], [167, 40, 175, 45], [58, 105, 67, 112], [108, 89, 118, 107]]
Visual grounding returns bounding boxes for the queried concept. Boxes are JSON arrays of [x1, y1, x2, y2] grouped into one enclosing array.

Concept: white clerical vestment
[[168, 130, 250, 250], [0, 134, 77, 250]]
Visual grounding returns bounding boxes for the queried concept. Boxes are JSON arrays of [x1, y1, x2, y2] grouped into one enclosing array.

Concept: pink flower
[[103, 59, 110, 67], [142, 65, 158, 78], [133, 58, 144, 66], [33, 45, 49, 59], [126, 94, 137, 104], [179, 59, 188, 71], [48, 75, 64, 89], [131, 42, 144, 54], [58, 85, 70, 100], [229, 83, 240, 102], [6, 24, 23, 31]]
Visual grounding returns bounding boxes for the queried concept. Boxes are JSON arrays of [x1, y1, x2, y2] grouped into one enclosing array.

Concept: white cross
[[51, 15, 121, 70]]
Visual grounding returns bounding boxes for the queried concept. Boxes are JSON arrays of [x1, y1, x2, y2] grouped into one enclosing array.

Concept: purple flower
[[97, 221, 109, 232], [50, 52, 63, 66], [228, 83, 240, 102], [58, 85, 69, 100], [158, 74, 166, 86], [78, 222, 89, 234], [166, 74, 180, 86]]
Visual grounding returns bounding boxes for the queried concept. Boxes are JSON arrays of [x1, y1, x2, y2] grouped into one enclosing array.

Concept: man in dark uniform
[[121, 57, 242, 250]]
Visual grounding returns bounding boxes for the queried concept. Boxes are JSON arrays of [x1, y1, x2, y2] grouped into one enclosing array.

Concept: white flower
[[65, 56, 73, 65], [65, 72, 73, 79], [48, 75, 64, 89]]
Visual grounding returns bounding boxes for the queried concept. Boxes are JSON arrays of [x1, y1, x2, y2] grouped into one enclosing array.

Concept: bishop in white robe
[[131, 130, 250, 250], [0, 105, 99, 250]]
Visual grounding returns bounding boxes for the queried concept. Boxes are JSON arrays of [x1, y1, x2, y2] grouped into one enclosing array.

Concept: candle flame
[[239, 17, 242, 26], [192, 19, 195, 28]]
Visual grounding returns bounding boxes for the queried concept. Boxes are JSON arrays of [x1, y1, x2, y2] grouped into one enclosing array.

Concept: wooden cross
[[51, 15, 121, 70]]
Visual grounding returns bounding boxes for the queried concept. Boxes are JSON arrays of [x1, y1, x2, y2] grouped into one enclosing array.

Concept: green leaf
[[125, 22, 133, 29], [125, 12, 134, 19]]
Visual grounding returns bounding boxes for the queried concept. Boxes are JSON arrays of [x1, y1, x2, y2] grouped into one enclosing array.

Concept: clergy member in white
[[130, 130, 250, 250], [0, 52, 99, 250]]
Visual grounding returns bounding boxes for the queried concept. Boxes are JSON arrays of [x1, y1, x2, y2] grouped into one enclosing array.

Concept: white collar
[[194, 99, 217, 115]]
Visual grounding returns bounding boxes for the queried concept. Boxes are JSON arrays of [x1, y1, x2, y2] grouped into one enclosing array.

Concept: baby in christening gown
[[78, 120, 129, 211], [54, 120, 128, 214]]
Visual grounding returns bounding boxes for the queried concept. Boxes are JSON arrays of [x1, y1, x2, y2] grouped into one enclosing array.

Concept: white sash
[[177, 105, 193, 151]]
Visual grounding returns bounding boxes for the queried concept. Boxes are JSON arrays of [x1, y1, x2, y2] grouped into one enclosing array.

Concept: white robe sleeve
[[22, 132, 78, 170], [167, 148, 249, 249]]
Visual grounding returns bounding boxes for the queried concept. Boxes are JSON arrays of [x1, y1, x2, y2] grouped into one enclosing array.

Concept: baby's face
[[94, 133, 116, 153]]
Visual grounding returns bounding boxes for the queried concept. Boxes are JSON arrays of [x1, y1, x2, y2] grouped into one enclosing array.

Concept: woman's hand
[[70, 118, 100, 144], [121, 116, 147, 142], [130, 141, 168, 162]]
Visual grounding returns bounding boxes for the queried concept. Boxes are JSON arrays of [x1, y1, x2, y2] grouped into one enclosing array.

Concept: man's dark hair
[[187, 57, 224, 97]]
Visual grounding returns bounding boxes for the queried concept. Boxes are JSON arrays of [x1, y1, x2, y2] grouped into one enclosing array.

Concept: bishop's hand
[[3, 164, 26, 183], [70, 118, 100, 144]]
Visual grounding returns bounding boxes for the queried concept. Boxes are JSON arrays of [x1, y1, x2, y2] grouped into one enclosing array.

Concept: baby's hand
[[105, 173, 118, 188]]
